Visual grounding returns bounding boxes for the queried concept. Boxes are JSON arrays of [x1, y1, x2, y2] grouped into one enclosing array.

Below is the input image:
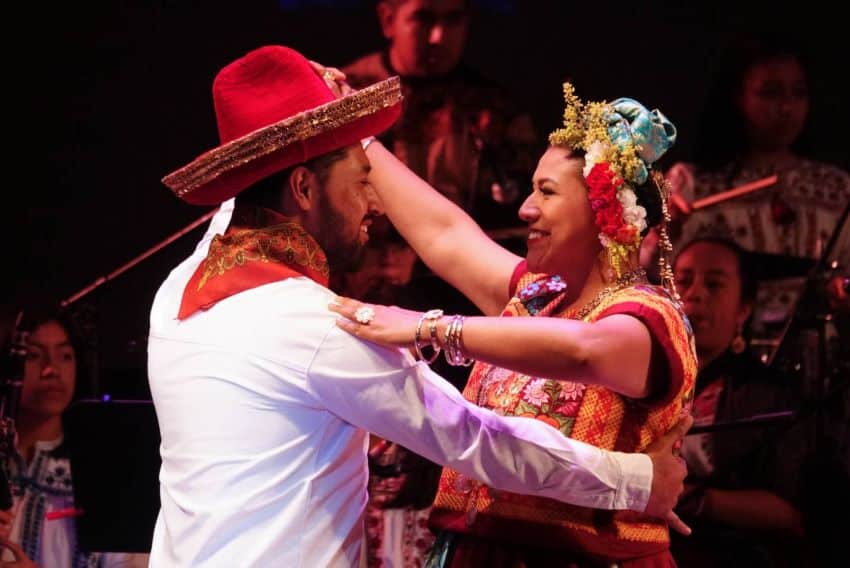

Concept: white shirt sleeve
[[305, 325, 651, 512]]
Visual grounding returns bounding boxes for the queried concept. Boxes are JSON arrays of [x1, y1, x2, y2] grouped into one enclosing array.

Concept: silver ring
[[355, 306, 375, 325], [322, 69, 335, 81]]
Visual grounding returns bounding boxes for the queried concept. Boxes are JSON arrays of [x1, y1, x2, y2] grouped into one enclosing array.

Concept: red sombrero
[[162, 45, 402, 205]]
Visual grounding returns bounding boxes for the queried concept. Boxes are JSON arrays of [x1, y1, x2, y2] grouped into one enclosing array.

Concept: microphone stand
[[687, 410, 796, 435], [61, 210, 217, 307], [769, 201, 850, 463]]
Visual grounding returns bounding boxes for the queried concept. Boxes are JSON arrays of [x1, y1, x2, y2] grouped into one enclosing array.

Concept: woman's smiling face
[[519, 146, 601, 277]]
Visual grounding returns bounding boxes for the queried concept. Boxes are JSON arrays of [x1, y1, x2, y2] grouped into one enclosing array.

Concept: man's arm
[[305, 324, 689, 528]]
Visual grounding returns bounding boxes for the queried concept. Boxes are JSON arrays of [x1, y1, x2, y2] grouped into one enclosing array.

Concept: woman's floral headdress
[[549, 83, 677, 286]]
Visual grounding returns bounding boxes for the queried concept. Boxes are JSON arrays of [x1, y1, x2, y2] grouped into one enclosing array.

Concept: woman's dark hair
[[675, 236, 758, 304], [634, 171, 664, 234], [694, 32, 813, 171]]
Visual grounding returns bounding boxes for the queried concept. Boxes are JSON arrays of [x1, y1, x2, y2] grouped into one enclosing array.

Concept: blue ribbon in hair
[[605, 98, 677, 184]]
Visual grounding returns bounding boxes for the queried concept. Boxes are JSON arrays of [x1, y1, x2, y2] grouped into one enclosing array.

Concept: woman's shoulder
[[796, 156, 849, 174], [792, 157, 850, 184], [785, 158, 850, 205], [606, 283, 682, 312], [599, 284, 693, 335], [603, 284, 694, 338]]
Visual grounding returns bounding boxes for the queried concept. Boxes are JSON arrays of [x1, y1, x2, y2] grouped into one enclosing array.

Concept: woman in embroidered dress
[[328, 81, 697, 567], [0, 305, 146, 568]]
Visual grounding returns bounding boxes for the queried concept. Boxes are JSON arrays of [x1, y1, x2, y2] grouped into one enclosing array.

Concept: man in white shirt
[[148, 45, 690, 567]]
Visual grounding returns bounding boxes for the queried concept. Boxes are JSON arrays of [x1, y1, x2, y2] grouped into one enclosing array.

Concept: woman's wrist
[[413, 309, 443, 364], [413, 312, 473, 367]]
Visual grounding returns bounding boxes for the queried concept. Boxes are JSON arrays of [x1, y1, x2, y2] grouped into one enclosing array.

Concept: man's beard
[[316, 191, 367, 274]]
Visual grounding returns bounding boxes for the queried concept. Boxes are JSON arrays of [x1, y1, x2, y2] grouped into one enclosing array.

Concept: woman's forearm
[[366, 141, 520, 315], [367, 141, 472, 253], [430, 313, 652, 398]]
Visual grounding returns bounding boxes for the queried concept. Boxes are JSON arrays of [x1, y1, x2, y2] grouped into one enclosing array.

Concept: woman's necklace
[[571, 267, 648, 320]]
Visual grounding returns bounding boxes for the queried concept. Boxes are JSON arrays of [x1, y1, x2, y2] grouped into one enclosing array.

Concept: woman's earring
[[731, 322, 747, 354]]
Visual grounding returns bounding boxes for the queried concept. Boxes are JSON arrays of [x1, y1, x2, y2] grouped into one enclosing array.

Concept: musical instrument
[[692, 175, 778, 210], [0, 311, 28, 510], [687, 410, 795, 435], [62, 210, 218, 307]]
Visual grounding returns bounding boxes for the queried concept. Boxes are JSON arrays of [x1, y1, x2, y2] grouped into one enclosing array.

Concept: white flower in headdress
[[583, 141, 609, 178], [618, 189, 648, 233]]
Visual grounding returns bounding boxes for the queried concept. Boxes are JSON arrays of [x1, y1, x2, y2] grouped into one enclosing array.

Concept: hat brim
[[162, 77, 402, 205]]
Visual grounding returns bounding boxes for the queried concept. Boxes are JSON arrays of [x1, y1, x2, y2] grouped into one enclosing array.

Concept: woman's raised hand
[[308, 60, 353, 98]]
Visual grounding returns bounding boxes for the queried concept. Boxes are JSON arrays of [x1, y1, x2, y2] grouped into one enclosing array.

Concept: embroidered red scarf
[[177, 207, 329, 319]]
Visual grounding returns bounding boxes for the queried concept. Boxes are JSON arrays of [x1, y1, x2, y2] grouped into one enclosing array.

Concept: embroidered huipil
[[430, 267, 697, 563], [1, 438, 141, 568], [676, 159, 850, 359]]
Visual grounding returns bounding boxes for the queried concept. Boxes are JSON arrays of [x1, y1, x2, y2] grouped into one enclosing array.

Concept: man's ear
[[376, 1, 395, 39], [288, 166, 315, 213]]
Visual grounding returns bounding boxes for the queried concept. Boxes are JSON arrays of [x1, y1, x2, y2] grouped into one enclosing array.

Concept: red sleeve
[[508, 260, 528, 297], [597, 294, 689, 406]]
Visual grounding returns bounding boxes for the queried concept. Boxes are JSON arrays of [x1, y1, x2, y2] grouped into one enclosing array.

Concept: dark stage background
[[7, 0, 848, 397]]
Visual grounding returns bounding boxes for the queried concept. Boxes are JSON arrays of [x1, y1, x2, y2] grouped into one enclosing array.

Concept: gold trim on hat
[[162, 76, 402, 199]]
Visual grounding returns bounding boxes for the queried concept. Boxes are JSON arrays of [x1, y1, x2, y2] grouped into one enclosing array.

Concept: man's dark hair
[[236, 147, 350, 210]]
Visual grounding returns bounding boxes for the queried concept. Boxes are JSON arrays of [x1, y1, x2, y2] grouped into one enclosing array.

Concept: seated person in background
[[342, 0, 538, 234], [672, 238, 807, 567], [0, 303, 148, 568]]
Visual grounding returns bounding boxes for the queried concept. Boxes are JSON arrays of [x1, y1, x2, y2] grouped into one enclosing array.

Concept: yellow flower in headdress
[[548, 83, 677, 277]]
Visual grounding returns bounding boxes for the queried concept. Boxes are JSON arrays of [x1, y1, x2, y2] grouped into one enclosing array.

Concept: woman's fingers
[[307, 61, 348, 97], [328, 298, 422, 348], [328, 296, 361, 320]]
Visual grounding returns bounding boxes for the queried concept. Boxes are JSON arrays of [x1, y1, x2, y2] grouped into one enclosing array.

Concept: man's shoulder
[[248, 277, 337, 315], [154, 277, 337, 340]]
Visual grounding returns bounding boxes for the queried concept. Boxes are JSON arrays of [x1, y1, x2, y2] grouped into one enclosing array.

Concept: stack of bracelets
[[414, 309, 473, 367]]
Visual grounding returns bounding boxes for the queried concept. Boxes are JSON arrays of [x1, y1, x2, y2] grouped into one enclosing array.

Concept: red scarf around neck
[[177, 207, 329, 320]]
